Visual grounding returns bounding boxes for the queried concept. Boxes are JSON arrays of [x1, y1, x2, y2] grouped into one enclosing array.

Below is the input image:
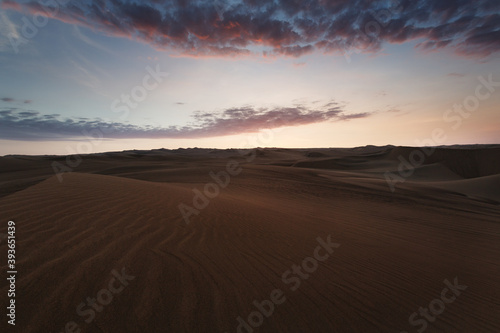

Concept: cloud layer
[[3, 0, 500, 57], [0, 103, 371, 140]]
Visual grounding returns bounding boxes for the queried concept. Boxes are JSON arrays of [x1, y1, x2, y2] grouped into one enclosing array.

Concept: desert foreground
[[1, 145, 499, 332]]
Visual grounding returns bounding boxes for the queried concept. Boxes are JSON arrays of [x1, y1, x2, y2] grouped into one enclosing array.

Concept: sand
[[0, 146, 499, 332]]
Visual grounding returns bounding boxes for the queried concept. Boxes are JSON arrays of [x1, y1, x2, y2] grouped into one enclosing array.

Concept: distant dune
[[0, 146, 499, 332]]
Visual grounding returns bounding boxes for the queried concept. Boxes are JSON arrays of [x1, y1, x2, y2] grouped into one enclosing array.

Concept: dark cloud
[[323, 101, 340, 108], [3, 0, 500, 58], [17, 111, 39, 117], [43, 114, 60, 119], [0, 109, 14, 115], [1, 97, 34, 104], [338, 112, 371, 120], [0, 103, 371, 141]]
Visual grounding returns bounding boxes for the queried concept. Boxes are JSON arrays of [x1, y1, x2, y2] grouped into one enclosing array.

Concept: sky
[[0, 0, 499, 155]]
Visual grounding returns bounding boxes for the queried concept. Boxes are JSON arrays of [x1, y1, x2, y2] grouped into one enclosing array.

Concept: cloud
[[0, 103, 371, 141], [0, 9, 20, 51], [338, 112, 371, 120], [447, 72, 465, 77], [386, 107, 401, 113], [0, 109, 15, 115], [1, 97, 34, 104], [17, 110, 39, 117], [292, 61, 306, 67], [2, 0, 499, 58]]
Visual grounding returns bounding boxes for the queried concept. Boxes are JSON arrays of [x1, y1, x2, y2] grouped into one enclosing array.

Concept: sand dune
[[426, 174, 500, 203], [0, 146, 499, 332]]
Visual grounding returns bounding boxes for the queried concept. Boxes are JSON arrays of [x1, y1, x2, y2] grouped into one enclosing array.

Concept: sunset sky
[[0, 0, 499, 155]]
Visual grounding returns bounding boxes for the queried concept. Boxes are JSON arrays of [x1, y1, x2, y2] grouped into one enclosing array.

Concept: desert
[[1, 145, 499, 332]]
